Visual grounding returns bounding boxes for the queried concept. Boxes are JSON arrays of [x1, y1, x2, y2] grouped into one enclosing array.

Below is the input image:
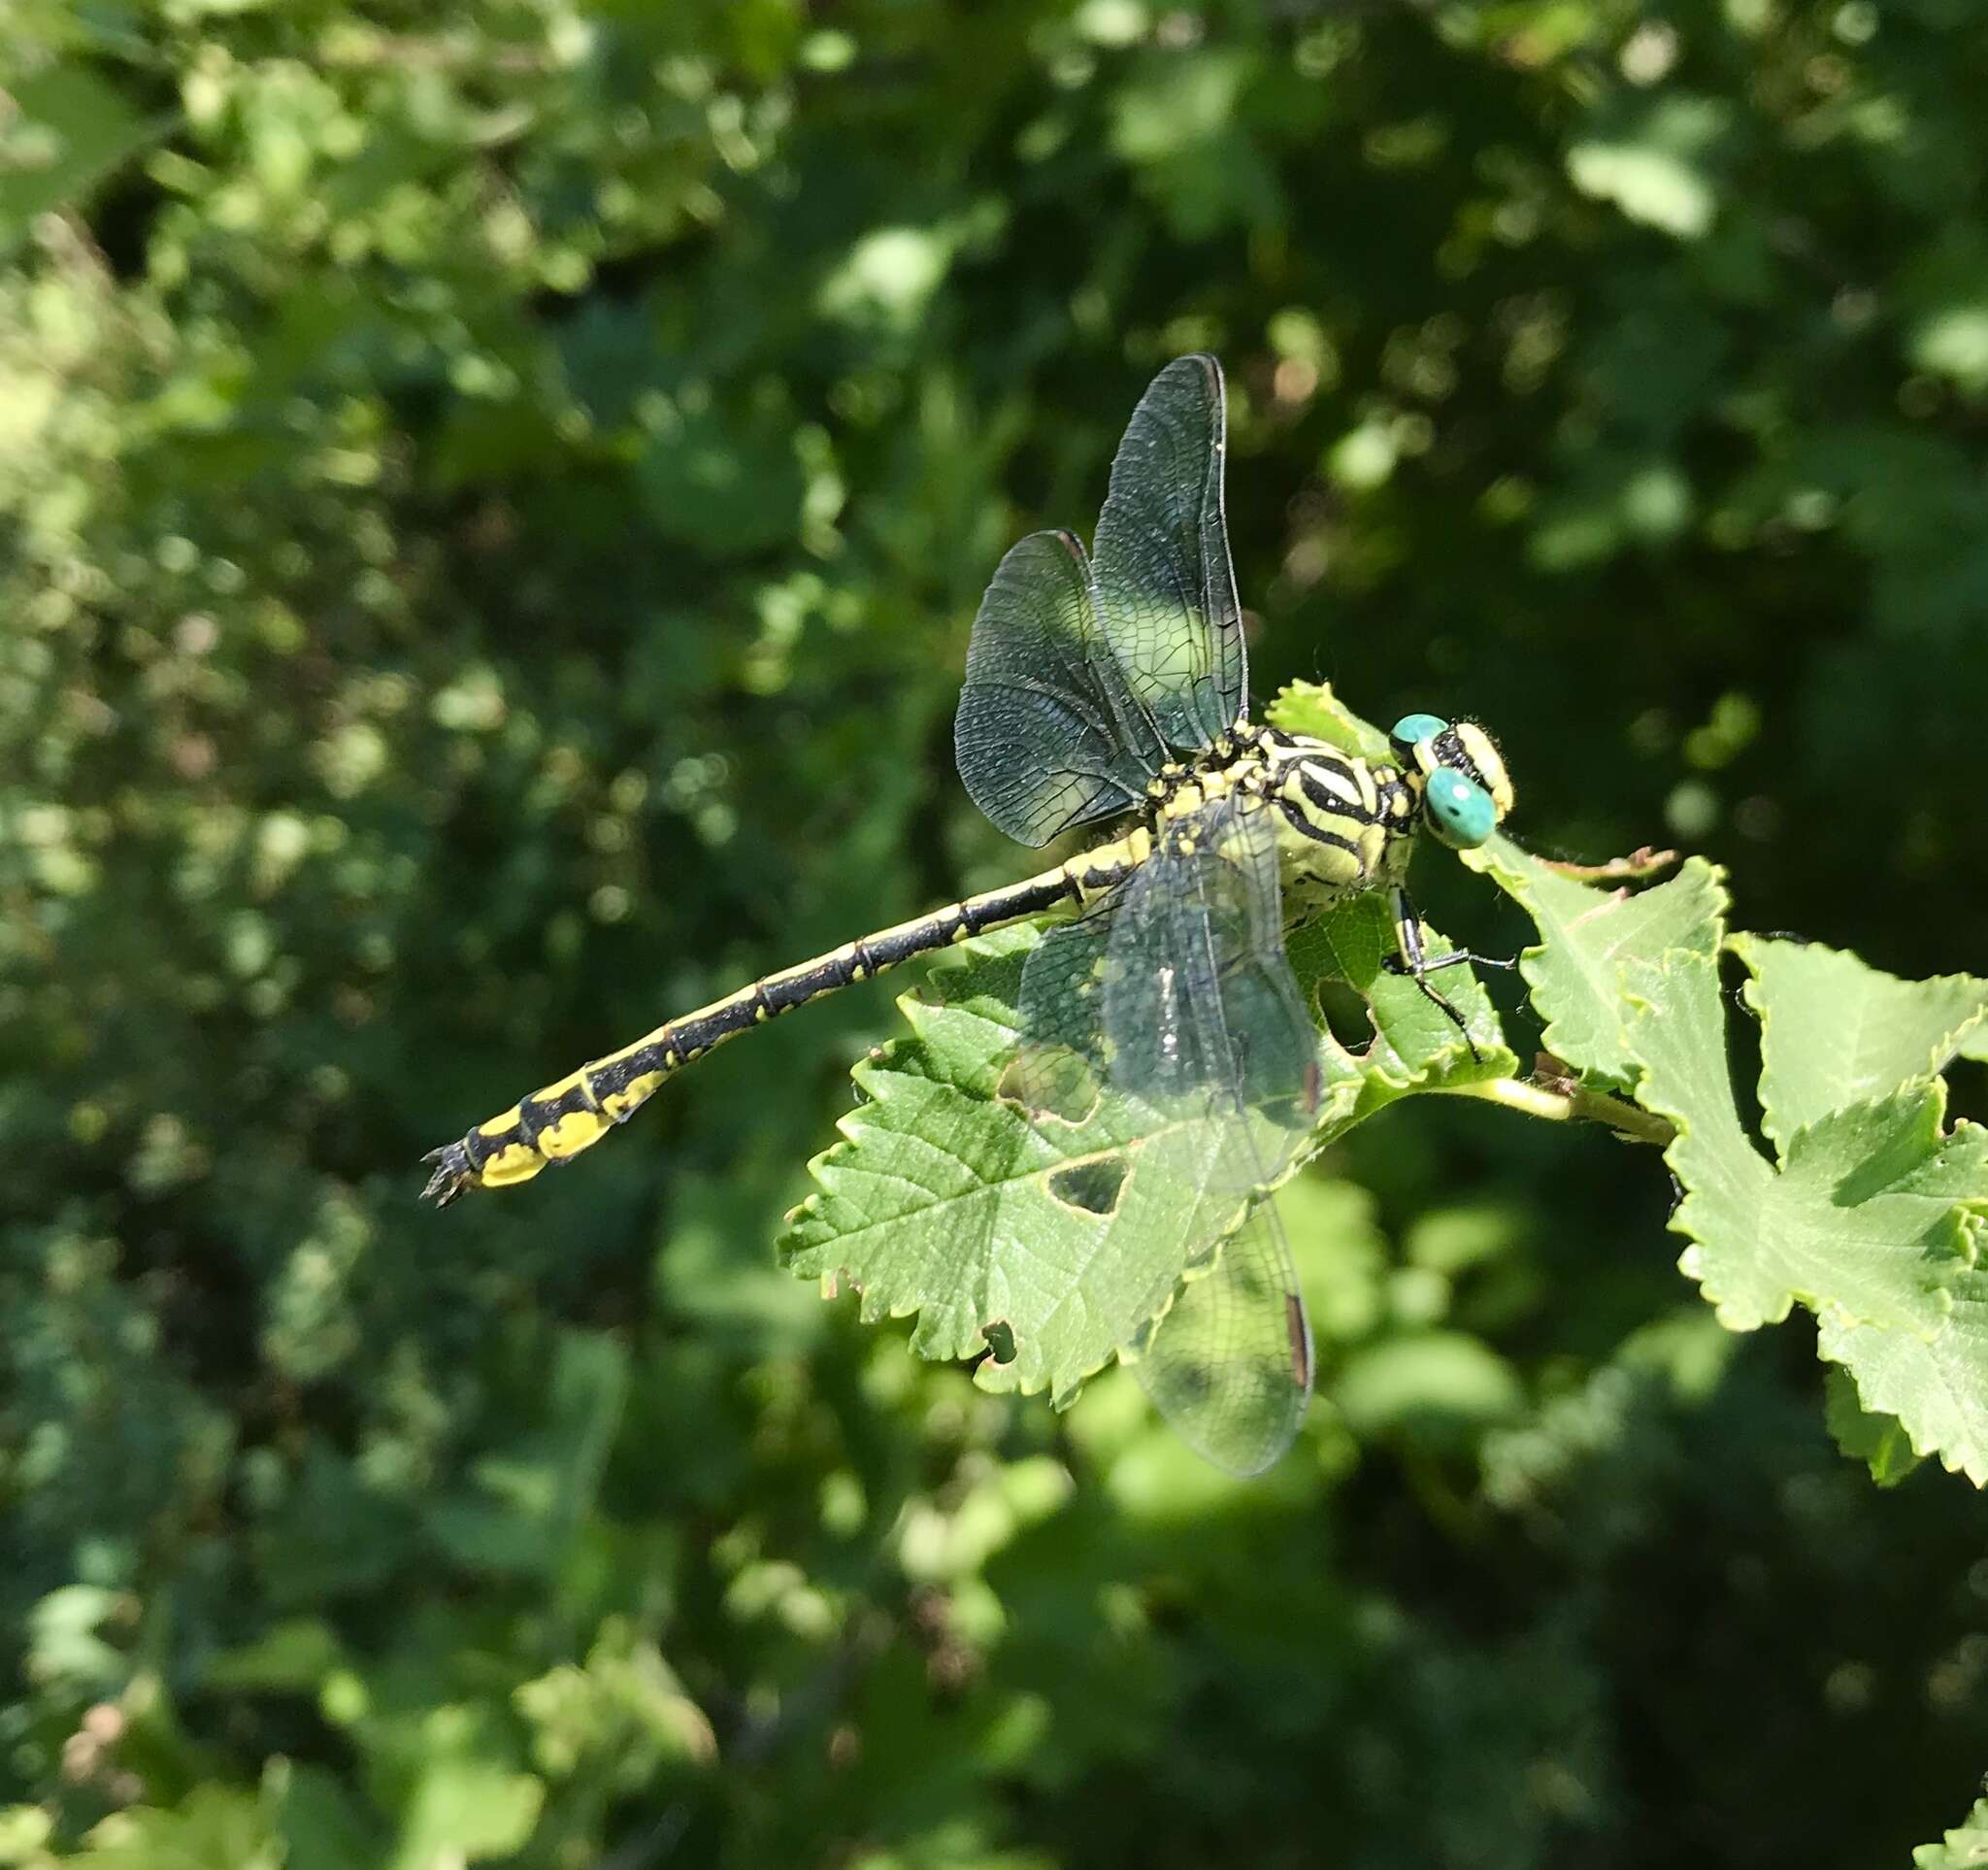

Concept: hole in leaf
[[1315, 979, 1375, 1052], [1048, 1156, 1127, 1216]]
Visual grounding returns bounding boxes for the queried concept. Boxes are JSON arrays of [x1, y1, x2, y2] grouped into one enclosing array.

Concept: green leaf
[[1264, 679, 1395, 765], [1821, 1367, 1924, 1487], [1628, 947, 1988, 1486], [1914, 1796, 1988, 1869], [389, 1762, 543, 1870], [1566, 95, 1729, 240], [269, 1763, 384, 1870], [1820, 1258, 1988, 1488], [0, 68, 175, 257], [1732, 936, 1988, 1148], [204, 1620, 345, 1693], [1289, 891, 1514, 1098], [1334, 1331, 1526, 1448], [779, 924, 1358, 1405], [64, 1787, 277, 1870], [1627, 950, 1986, 1335], [636, 399, 807, 554], [426, 1330, 628, 1578], [781, 885, 1524, 1412], [1466, 837, 1727, 1088]]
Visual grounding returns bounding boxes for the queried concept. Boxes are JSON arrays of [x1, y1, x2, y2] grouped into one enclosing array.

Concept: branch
[[1441, 1069, 1676, 1148]]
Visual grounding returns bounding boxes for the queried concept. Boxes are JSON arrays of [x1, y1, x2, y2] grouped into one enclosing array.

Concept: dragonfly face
[[1387, 713, 1515, 852], [1247, 716, 1514, 907]]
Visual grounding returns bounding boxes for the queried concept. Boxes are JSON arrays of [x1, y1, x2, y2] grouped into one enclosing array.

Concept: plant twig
[[1441, 1073, 1676, 1148]]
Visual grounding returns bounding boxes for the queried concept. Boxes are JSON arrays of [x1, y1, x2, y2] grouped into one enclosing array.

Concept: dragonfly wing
[[1100, 794, 1317, 1156], [955, 528, 1168, 848], [1007, 797, 1313, 1159], [1125, 1198, 1313, 1477], [1008, 795, 1320, 1472], [1090, 353, 1248, 756]]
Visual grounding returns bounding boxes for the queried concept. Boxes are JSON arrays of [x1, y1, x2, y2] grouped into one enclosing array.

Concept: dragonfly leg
[[1384, 886, 1484, 1061], [1401, 949, 1517, 976]]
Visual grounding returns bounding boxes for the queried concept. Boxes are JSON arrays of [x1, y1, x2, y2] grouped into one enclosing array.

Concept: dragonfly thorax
[[1251, 732, 1419, 905], [1136, 728, 1416, 910]]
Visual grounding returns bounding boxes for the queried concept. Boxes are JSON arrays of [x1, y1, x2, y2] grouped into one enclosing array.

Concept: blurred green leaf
[[269, 1763, 382, 1870], [63, 1786, 276, 1870], [203, 1620, 344, 1694], [1567, 97, 1728, 240], [637, 399, 810, 554], [427, 1330, 629, 1579], [390, 1761, 543, 1870], [0, 68, 173, 255], [1335, 1331, 1526, 1446]]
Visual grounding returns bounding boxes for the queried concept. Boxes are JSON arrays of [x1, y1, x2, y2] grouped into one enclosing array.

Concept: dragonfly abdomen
[[419, 857, 1105, 1205]]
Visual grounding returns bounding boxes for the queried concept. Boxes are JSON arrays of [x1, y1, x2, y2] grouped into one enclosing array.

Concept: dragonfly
[[421, 354, 1514, 1475]]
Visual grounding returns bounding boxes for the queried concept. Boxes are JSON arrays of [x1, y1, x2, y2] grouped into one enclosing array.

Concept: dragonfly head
[[1388, 714, 1513, 852]]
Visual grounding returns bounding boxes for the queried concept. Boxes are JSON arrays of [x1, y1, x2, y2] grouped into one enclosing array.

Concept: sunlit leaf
[[1627, 949, 1986, 1336], [1914, 1794, 1988, 1869], [1733, 935, 1988, 1148], [1822, 1367, 1924, 1489], [779, 925, 1360, 1406], [1466, 836, 1726, 1088]]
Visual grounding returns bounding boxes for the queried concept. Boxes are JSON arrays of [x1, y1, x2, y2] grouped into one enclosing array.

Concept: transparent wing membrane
[[1090, 353, 1247, 753], [955, 354, 1247, 848], [1010, 796, 1317, 1475], [956, 355, 1314, 1471], [954, 529, 1164, 846], [1124, 1201, 1313, 1478], [1099, 794, 1315, 1130]]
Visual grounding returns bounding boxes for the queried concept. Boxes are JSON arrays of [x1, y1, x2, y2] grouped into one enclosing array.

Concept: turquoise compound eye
[[1424, 768, 1495, 850], [1390, 712, 1449, 753]]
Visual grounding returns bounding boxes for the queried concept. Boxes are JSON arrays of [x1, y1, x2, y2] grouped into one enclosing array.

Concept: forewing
[[1090, 354, 1247, 755], [955, 529, 1165, 848], [1125, 1199, 1313, 1477]]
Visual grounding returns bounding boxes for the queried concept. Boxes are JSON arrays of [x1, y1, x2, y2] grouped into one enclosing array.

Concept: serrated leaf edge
[[777, 936, 1359, 1403], [1469, 840, 1731, 1092], [1729, 931, 1988, 1153]]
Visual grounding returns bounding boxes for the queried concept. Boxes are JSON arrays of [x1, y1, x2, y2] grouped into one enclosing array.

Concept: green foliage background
[[5, 2, 1988, 1863]]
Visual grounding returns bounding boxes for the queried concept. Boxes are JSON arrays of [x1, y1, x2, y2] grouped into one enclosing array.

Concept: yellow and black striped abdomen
[[419, 855, 1110, 1205]]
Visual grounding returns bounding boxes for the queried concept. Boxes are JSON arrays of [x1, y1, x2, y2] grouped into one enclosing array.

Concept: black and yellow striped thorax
[[1125, 724, 1423, 919]]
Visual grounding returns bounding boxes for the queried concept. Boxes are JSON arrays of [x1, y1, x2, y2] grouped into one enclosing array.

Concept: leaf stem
[[1441, 1074, 1676, 1148]]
